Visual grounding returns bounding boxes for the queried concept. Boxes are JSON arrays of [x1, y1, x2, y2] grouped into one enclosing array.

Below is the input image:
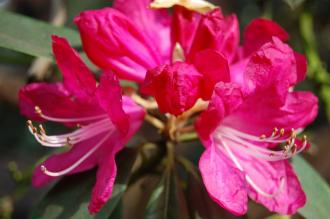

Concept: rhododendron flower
[[19, 36, 144, 214], [74, 0, 237, 115], [196, 38, 318, 215]]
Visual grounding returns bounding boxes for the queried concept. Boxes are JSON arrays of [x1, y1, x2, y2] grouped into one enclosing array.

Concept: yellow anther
[[40, 165, 46, 173], [39, 124, 46, 134], [34, 106, 42, 115], [272, 127, 278, 136], [303, 135, 307, 142], [280, 128, 285, 136], [27, 120, 37, 133]]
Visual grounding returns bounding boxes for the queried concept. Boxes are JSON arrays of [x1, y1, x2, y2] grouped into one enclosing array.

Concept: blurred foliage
[[0, 10, 80, 59], [0, 0, 330, 219], [292, 156, 330, 219]]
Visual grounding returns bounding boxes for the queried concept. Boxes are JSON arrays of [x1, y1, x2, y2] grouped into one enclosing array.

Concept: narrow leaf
[[292, 156, 330, 219], [0, 10, 81, 59], [142, 169, 181, 219]]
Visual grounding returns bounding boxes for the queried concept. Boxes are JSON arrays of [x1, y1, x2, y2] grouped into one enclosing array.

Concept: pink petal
[[122, 96, 146, 141], [52, 35, 96, 100], [243, 18, 289, 56], [294, 52, 307, 83], [142, 62, 203, 116], [19, 83, 103, 123], [171, 5, 201, 55], [96, 72, 129, 136], [199, 144, 248, 216], [191, 49, 230, 99], [235, 152, 306, 214], [229, 58, 249, 89], [113, 0, 171, 62], [196, 82, 243, 140], [226, 91, 318, 137], [243, 37, 297, 106], [88, 153, 117, 214], [188, 9, 239, 62], [32, 133, 108, 187], [220, 14, 240, 62], [75, 8, 162, 82]]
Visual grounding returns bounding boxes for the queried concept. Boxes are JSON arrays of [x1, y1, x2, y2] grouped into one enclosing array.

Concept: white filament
[[41, 132, 111, 177], [218, 136, 285, 198]]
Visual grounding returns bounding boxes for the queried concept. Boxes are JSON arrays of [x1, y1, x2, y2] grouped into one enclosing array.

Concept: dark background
[[0, 0, 329, 218]]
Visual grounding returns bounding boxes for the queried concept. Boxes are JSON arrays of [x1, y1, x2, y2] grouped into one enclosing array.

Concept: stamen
[[27, 118, 113, 148], [34, 105, 107, 123], [272, 127, 278, 137], [41, 132, 111, 177], [27, 120, 37, 134], [218, 137, 286, 198], [216, 125, 309, 162]]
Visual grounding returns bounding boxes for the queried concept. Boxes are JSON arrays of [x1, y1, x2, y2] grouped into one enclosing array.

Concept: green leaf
[[321, 85, 330, 121], [30, 148, 137, 219], [0, 10, 81, 59], [300, 12, 330, 84], [142, 169, 182, 219], [292, 156, 330, 219], [265, 215, 290, 219]]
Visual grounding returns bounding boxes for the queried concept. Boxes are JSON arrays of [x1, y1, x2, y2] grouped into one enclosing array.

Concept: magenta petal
[[294, 52, 308, 83], [227, 91, 318, 137], [243, 37, 297, 106], [96, 72, 128, 136], [196, 82, 243, 140], [32, 134, 106, 187], [19, 83, 103, 122], [113, 0, 171, 62], [237, 153, 306, 214], [188, 9, 239, 62], [243, 18, 289, 56], [122, 96, 145, 141], [75, 8, 162, 82], [52, 35, 96, 100], [171, 5, 201, 55], [199, 145, 248, 216], [88, 153, 117, 214], [142, 62, 203, 116], [191, 49, 230, 99]]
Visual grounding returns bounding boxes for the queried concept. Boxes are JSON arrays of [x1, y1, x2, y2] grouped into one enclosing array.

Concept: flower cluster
[[19, 0, 318, 216]]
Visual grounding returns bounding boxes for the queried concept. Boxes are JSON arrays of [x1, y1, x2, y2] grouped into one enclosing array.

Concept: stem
[[131, 93, 158, 110], [145, 114, 165, 130]]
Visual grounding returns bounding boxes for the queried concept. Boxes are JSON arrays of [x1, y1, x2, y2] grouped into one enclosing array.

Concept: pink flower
[[74, 1, 236, 115], [142, 50, 230, 115], [196, 38, 318, 215], [74, 0, 171, 83], [19, 36, 145, 214]]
